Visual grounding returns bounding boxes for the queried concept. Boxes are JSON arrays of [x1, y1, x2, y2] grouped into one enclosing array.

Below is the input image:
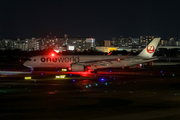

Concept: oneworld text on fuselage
[[41, 56, 79, 63]]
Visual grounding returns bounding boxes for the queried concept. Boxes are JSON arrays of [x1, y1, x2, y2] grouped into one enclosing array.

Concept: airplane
[[23, 38, 161, 74]]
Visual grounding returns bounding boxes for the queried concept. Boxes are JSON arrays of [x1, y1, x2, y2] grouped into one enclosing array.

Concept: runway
[[0, 63, 180, 120]]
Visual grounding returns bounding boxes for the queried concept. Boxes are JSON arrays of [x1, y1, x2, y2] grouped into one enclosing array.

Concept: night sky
[[1, 0, 180, 40]]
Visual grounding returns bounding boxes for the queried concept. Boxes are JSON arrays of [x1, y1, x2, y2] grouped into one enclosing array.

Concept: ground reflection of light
[[48, 92, 55, 94], [83, 80, 89, 82], [78, 80, 90, 86], [79, 72, 92, 77]]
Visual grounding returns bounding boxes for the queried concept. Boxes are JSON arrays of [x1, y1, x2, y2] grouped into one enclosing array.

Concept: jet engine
[[71, 64, 86, 72]]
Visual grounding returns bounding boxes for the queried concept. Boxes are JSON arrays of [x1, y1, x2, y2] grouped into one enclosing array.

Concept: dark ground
[[0, 63, 180, 120]]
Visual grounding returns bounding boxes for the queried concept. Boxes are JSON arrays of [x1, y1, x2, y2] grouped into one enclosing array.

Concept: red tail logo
[[146, 45, 155, 54]]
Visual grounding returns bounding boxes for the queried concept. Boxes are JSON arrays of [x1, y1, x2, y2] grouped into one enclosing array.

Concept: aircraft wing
[[75, 53, 131, 67], [76, 58, 119, 66]]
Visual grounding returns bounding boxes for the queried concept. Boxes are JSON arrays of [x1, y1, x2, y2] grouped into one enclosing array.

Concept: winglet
[[138, 38, 161, 58]]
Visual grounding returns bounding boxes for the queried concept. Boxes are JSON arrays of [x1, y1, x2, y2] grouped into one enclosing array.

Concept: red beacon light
[[51, 53, 55, 57], [49, 52, 56, 57]]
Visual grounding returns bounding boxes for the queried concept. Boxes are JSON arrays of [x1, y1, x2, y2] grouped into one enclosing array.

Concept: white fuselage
[[23, 55, 120, 69], [23, 55, 157, 70]]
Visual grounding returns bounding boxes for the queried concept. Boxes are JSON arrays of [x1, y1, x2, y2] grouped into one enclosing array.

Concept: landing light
[[52, 53, 55, 57]]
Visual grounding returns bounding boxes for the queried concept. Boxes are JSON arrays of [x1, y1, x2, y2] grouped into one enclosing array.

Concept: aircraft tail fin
[[138, 38, 161, 58]]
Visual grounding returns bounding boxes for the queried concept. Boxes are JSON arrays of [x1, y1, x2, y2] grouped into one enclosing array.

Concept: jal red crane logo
[[146, 45, 155, 54]]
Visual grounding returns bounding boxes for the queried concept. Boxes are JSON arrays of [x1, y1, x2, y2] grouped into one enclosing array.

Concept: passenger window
[[34, 59, 36, 61]]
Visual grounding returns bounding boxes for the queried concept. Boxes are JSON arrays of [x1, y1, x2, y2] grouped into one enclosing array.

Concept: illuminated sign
[[55, 75, 66, 79], [41, 56, 79, 63], [108, 48, 117, 53], [60, 75, 66, 78], [24, 77, 32, 80], [62, 69, 67, 71], [68, 46, 75, 50]]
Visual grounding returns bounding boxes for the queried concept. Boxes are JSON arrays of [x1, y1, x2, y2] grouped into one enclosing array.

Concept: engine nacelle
[[71, 64, 85, 72]]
